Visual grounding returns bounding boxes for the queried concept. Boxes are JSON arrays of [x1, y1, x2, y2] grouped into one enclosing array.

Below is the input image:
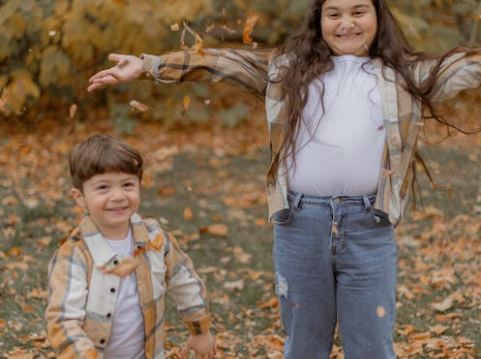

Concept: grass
[[0, 126, 480, 358]]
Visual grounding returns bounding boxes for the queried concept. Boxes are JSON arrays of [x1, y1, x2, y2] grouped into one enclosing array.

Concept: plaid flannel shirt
[[46, 213, 211, 359], [142, 49, 481, 225]]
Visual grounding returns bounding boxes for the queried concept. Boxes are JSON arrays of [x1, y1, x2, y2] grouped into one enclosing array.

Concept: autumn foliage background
[[1, 0, 481, 358]]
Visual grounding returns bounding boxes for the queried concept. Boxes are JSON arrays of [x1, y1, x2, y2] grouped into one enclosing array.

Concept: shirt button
[[100, 339, 106, 344], [113, 260, 119, 265], [106, 313, 112, 318], [110, 288, 116, 293]]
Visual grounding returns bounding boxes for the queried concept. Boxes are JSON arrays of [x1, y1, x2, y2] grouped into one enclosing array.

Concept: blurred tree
[[0, 0, 480, 124]]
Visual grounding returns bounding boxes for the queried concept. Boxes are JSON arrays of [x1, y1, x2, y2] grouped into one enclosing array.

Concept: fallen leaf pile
[[0, 116, 480, 358]]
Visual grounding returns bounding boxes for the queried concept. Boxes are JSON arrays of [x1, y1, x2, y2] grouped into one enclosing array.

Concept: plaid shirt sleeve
[[45, 237, 96, 359], [141, 48, 273, 95], [163, 231, 212, 335], [415, 51, 481, 102]]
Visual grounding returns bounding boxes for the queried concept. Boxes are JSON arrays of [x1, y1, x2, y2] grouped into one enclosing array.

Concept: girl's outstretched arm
[[88, 53, 144, 92]]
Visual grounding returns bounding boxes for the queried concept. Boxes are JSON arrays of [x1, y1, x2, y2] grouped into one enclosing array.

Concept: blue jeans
[[273, 191, 397, 359]]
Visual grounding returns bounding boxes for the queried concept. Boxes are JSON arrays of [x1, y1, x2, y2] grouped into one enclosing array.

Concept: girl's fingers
[[108, 53, 123, 62]]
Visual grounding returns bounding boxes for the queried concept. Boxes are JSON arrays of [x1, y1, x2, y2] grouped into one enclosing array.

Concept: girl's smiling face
[[321, 0, 377, 57]]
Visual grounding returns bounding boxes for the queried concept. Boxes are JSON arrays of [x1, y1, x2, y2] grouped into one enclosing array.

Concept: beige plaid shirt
[[142, 49, 481, 225], [46, 213, 211, 359]]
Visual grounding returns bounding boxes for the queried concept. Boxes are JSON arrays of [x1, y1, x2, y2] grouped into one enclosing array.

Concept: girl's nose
[[340, 16, 355, 29]]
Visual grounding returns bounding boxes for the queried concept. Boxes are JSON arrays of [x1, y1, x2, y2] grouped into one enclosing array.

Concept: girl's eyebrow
[[323, 4, 372, 11]]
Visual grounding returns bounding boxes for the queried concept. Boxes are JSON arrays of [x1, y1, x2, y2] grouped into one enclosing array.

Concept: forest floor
[[0, 114, 480, 359]]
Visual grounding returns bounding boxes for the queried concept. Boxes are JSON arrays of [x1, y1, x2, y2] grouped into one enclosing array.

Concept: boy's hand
[[179, 331, 217, 359], [87, 54, 144, 92]]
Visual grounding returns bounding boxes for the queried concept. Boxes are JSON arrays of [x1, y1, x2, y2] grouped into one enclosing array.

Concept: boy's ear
[[70, 188, 86, 208]]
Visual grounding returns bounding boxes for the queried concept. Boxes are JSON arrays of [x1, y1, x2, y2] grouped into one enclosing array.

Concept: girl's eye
[[328, 13, 339, 18]]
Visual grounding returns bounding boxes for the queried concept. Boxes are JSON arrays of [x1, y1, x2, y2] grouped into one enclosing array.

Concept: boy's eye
[[124, 182, 135, 188], [96, 185, 108, 191]]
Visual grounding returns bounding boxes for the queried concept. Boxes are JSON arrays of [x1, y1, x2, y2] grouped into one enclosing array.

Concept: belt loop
[[292, 192, 303, 211], [362, 194, 372, 213]]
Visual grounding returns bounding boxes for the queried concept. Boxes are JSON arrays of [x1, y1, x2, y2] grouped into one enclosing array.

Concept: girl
[[88, 0, 481, 358]]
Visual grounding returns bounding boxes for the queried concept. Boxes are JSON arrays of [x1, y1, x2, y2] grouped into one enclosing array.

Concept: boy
[[45, 134, 216, 359]]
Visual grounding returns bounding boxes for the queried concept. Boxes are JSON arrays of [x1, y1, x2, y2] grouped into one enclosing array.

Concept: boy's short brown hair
[[69, 134, 143, 191]]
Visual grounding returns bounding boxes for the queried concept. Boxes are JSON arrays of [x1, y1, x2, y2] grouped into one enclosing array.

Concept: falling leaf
[[181, 95, 191, 115], [98, 257, 138, 278], [242, 15, 258, 45], [129, 100, 149, 112], [69, 103, 77, 118]]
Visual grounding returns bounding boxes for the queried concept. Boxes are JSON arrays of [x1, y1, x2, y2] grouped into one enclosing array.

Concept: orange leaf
[[146, 233, 164, 252], [98, 257, 138, 278], [206, 224, 228, 237], [377, 306, 387, 318], [86, 349, 99, 359], [242, 15, 258, 44], [183, 207, 194, 220]]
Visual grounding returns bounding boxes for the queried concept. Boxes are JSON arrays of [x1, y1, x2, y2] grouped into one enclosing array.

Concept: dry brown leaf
[[69, 103, 77, 118], [429, 324, 449, 335], [432, 296, 454, 312], [129, 100, 149, 112], [224, 279, 244, 290], [377, 306, 387, 318], [183, 207, 194, 220], [86, 349, 99, 359], [146, 233, 164, 252], [98, 257, 138, 278], [206, 224, 228, 236]]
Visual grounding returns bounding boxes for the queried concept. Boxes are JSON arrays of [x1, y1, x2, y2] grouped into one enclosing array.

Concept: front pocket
[[371, 208, 392, 227], [273, 208, 292, 225]]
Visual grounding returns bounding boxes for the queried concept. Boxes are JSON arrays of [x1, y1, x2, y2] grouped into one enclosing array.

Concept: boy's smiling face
[[71, 171, 140, 239]]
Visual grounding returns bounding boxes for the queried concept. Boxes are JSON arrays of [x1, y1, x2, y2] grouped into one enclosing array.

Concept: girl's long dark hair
[[270, 0, 481, 204]]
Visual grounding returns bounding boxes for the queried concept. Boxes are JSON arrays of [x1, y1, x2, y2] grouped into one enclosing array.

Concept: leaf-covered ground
[[0, 116, 480, 359]]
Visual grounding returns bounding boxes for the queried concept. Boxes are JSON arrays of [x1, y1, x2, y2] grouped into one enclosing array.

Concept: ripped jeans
[[273, 191, 397, 359]]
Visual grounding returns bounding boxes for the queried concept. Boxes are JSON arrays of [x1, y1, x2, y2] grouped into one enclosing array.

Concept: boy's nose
[[111, 188, 126, 200]]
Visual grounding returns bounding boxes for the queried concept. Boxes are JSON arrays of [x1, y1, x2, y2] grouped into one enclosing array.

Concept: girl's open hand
[[87, 53, 144, 92], [179, 331, 217, 359]]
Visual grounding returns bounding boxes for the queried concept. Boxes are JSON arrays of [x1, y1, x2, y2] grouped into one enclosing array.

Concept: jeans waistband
[[288, 190, 376, 208]]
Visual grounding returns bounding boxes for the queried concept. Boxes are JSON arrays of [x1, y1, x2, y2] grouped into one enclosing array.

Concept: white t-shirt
[[287, 55, 386, 196], [103, 230, 145, 359]]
